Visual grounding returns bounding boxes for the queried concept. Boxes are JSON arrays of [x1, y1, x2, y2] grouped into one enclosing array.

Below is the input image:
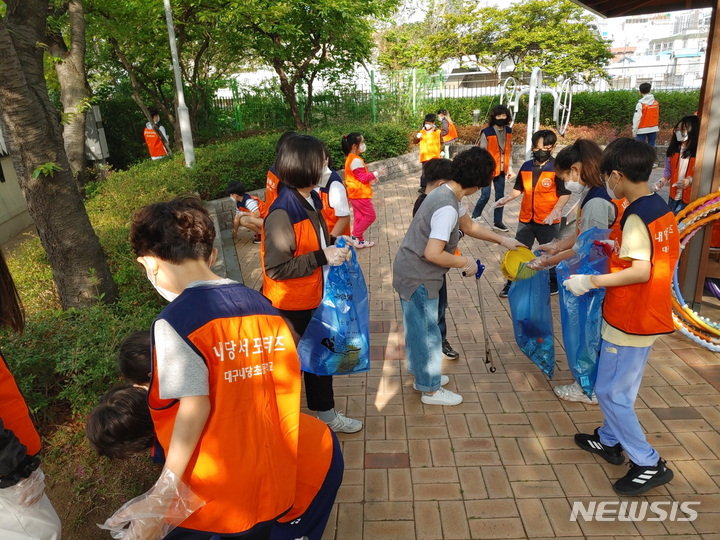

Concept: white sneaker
[[325, 411, 363, 433], [413, 375, 449, 391], [421, 387, 463, 406], [554, 381, 598, 404]]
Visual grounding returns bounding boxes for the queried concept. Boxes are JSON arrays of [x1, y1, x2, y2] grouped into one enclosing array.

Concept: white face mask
[[605, 173, 619, 200], [319, 166, 332, 187], [143, 257, 179, 302], [566, 180, 585, 194], [424, 124, 433, 130], [675, 130, 688, 142], [359, 142, 367, 153]]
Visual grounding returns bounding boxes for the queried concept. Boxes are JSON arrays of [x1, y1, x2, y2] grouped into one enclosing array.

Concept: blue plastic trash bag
[[556, 227, 611, 398], [297, 239, 370, 375], [508, 268, 555, 378]]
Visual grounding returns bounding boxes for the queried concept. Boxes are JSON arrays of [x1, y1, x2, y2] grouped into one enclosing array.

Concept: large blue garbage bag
[[508, 268, 555, 378], [298, 240, 370, 375], [556, 227, 611, 398]]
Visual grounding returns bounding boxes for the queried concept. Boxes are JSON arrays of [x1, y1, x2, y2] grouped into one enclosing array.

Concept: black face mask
[[533, 149, 551, 163], [494, 118, 507, 127]]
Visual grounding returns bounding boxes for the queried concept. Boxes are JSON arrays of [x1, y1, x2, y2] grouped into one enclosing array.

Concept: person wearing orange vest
[[143, 107, 170, 160], [227, 180, 267, 244], [120, 195, 302, 540], [315, 144, 351, 238], [266, 132, 298, 208], [0, 251, 62, 540], [413, 113, 443, 192], [472, 105, 515, 232], [529, 139, 628, 405], [494, 129, 571, 297], [262, 135, 363, 435], [652, 115, 699, 215], [437, 109, 458, 158], [566, 138, 679, 496], [632, 83, 660, 147]]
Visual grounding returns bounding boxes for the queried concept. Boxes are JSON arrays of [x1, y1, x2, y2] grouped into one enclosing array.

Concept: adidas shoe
[[325, 412, 363, 434], [492, 222, 510, 232], [554, 381, 598, 404], [614, 458, 674, 496], [421, 387, 463, 406], [442, 340, 460, 360], [413, 375, 450, 391], [574, 428, 625, 465]]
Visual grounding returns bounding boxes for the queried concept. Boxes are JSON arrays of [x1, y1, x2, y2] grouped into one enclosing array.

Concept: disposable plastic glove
[[323, 246, 350, 266], [12, 468, 46, 508], [100, 468, 204, 540], [526, 255, 551, 270], [563, 274, 596, 297], [460, 258, 477, 278], [542, 207, 563, 225], [537, 241, 559, 255], [491, 195, 513, 209], [652, 178, 667, 192], [500, 237, 523, 250]]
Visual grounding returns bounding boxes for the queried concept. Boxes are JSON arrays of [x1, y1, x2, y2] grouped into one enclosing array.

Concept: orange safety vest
[[603, 194, 680, 336], [576, 187, 628, 245], [442, 121, 458, 143], [261, 188, 325, 311], [419, 129, 442, 163], [237, 194, 268, 219], [638, 100, 660, 129], [0, 352, 41, 457], [265, 167, 282, 209], [143, 127, 167, 158], [668, 153, 695, 205], [277, 413, 334, 523], [148, 284, 300, 535], [344, 154, 373, 200], [518, 158, 560, 224], [481, 126, 512, 177], [317, 170, 351, 236]]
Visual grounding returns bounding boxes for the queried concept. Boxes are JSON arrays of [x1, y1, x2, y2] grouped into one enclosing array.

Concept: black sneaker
[[253, 234, 261, 244], [442, 341, 459, 360], [499, 281, 511, 298], [575, 428, 625, 465], [614, 458, 674, 496], [549, 280, 559, 296], [492, 222, 510, 232]]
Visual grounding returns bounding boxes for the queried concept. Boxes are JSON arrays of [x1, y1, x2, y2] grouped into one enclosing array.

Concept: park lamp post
[[163, 0, 195, 167]]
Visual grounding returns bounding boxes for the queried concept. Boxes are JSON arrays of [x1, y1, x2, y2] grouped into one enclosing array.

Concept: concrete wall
[[0, 157, 33, 245]]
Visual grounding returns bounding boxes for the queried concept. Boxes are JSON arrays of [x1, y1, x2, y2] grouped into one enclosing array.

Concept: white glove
[[542, 207, 563, 225], [374, 167, 387, 177], [460, 258, 476, 278], [323, 246, 350, 266], [416, 133, 422, 139], [538, 241, 559, 255], [500, 237, 524, 250], [12, 468, 46, 508], [563, 274, 597, 296], [652, 178, 666, 192], [101, 468, 204, 540], [526, 255, 551, 270], [491, 195, 513, 209]]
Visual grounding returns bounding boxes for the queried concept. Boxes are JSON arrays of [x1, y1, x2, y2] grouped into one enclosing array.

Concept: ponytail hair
[[0, 250, 25, 334], [341, 133, 363, 156], [554, 139, 603, 188]]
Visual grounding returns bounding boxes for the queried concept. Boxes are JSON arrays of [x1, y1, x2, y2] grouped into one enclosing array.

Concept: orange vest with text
[[143, 127, 167, 158], [148, 284, 300, 535], [638, 100, 660, 129], [261, 188, 324, 310], [317, 170, 351, 236], [576, 187, 628, 245], [265, 167, 282, 208], [344, 154, 373, 200], [668, 153, 695, 205], [442, 121, 458, 143], [481, 126, 512, 177], [518, 158, 560, 224], [0, 352, 41, 457], [419, 129, 442, 163], [603, 194, 679, 336]]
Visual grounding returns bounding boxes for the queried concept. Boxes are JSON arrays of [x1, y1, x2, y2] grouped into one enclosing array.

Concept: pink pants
[[350, 198, 376, 241]]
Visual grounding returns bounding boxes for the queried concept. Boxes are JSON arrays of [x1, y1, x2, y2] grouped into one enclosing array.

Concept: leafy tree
[[0, 0, 118, 308], [229, 0, 400, 130]]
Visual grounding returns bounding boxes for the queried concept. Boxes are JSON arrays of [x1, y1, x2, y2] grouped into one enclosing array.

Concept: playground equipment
[[499, 67, 573, 159]]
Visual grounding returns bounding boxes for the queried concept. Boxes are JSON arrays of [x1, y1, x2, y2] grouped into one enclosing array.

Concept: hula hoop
[[706, 278, 720, 300], [672, 191, 720, 351]]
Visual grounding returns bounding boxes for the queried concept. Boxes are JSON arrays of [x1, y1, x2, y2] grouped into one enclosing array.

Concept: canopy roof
[[571, 0, 714, 18]]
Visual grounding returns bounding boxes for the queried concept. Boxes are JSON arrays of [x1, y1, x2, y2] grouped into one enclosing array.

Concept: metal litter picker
[[469, 259, 496, 373]]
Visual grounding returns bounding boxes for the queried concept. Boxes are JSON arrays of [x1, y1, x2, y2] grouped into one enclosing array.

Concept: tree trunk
[[0, 0, 118, 309], [272, 59, 305, 130], [48, 0, 89, 194]]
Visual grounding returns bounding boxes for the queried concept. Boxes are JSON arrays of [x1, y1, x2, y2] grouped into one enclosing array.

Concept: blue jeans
[[668, 198, 687, 215], [400, 285, 443, 392], [636, 132, 657, 147], [596, 340, 659, 466], [472, 174, 505, 223]]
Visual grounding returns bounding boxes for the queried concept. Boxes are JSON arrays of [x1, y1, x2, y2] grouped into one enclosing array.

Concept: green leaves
[[32, 162, 64, 178]]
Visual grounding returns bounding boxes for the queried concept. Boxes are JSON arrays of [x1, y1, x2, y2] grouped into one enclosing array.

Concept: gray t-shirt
[[573, 193, 617, 252]]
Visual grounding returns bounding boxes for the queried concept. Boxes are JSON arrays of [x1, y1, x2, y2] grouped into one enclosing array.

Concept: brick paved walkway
[[234, 173, 720, 540]]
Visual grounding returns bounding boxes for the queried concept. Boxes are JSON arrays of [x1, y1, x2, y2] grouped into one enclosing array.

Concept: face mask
[[424, 124, 433, 130], [566, 180, 585, 193], [533, 149, 551, 163], [495, 118, 507, 126], [143, 257, 179, 302], [605, 173, 619, 200], [359, 142, 367, 153], [319, 166, 331, 187], [675, 130, 688, 142]]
